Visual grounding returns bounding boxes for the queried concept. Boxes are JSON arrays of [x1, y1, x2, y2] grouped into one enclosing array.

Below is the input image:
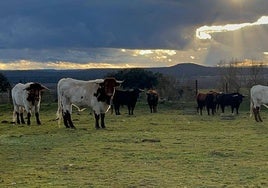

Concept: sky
[[1, 0, 268, 70]]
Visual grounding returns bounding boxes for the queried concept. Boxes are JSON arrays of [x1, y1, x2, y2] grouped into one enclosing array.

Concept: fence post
[[195, 80, 198, 96]]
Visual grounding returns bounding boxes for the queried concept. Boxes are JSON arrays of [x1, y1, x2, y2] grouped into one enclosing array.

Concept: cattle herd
[[9, 77, 268, 129], [10, 77, 159, 129], [197, 91, 245, 116], [197, 85, 268, 122]]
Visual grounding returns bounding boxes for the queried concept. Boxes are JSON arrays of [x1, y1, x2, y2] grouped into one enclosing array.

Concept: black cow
[[217, 93, 245, 114], [146, 90, 159, 113], [112, 88, 143, 115]]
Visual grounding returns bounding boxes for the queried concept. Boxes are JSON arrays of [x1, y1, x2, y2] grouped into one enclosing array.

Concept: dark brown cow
[[196, 91, 218, 115], [196, 93, 207, 115], [146, 89, 159, 113]]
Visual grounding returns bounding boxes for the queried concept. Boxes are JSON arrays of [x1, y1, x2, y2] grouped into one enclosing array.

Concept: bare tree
[[247, 60, 265, 87], [217, 59, 242, 93], [157, 74, 182, 101]]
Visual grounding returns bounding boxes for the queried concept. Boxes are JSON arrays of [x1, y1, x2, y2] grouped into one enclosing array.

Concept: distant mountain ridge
[[1, 63, 220, 85], [148, 63, 220, 77]]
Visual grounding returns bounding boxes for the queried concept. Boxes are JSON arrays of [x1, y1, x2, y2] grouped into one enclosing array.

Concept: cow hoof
[[70, 126, 76, 129]]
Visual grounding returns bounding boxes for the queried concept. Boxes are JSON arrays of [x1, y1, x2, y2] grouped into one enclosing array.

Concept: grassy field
[[0, 99, 267, 187]]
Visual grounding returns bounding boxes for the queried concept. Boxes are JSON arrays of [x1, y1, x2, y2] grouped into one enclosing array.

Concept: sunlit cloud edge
[[196, 15, 268, 40], [0, 60, 139, 70]]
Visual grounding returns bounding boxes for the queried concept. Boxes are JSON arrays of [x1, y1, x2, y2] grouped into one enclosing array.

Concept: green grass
[[0, 101, 267, 187]]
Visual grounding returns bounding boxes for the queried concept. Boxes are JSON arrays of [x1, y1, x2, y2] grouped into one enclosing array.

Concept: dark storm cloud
[[1, 0, 268, 50]]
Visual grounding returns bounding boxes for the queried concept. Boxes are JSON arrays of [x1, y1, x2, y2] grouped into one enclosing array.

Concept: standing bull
[[146, 89, 159, 113], [250, 85, 268, 122], [112, 88, 143, 115], [196, 91, 218, 115], [217, 92, 245, 114], [12, 82, 48, 125], [56, 77, 122, 129]]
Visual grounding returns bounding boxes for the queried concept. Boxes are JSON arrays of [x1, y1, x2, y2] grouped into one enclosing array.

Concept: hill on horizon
[[1, 63, 217, 84], [2, 62, 267, 89]]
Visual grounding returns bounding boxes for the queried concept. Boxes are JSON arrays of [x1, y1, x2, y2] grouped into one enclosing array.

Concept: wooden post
[[195, 80, 198, 96]]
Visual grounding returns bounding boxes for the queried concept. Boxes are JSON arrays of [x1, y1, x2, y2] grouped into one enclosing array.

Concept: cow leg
[[221, 105, 224, 113], [153, 105, 157, 113], [94, 113, 100, 129], [20, 113, 25, 124], [35, 112, 41, 125], [100, 113, 105, 128], [256, 107, 263, 122], [115, 105, 120, 115], [27, 112, 31, 125], [128, 104, 134, 115], [64, 111, 75, 129], [207, 107, 210, 115], [253, 108, 259, 122], [62, 110, 75, 129], [127, 105, 131, 115], [16, 112, 20, 124], [62, 110, 70, 128]]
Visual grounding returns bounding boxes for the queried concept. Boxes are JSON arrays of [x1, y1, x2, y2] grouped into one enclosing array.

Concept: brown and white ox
[[250, 85, 268, 122], [56, 77, 122, 129], [12, 82, 48, 125]]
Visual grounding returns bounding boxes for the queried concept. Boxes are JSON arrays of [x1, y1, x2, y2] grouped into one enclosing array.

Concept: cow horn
[[116, 80, 124, 84], [95, 79, 105, 84], [40, 84, 49, 91]]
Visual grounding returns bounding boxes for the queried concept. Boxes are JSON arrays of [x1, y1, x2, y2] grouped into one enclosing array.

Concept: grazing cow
[[217, 92, 245, 114], [196, 91, 218, 115], [250, 85, 268, 122], [12, 82, 48, 125], [112, 88, 143, 115], [56, 77, 122, 129], [146, 89, 159, 113]]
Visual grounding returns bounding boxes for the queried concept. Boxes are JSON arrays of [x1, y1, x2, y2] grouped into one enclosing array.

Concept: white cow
[[12, 82, 48, 125], [56, 77, 122, 129], [250, 84, 268, 122]]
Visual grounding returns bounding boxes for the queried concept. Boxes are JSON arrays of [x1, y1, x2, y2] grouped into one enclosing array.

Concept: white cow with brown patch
[[56, 77, 122, 129], [12, 82, 48, 125]]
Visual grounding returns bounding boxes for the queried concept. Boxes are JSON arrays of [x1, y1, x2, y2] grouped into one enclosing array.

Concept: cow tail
[[250, 99, 253, 117], [56, 88, 62, 127], [12, 109, 16, 123]]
